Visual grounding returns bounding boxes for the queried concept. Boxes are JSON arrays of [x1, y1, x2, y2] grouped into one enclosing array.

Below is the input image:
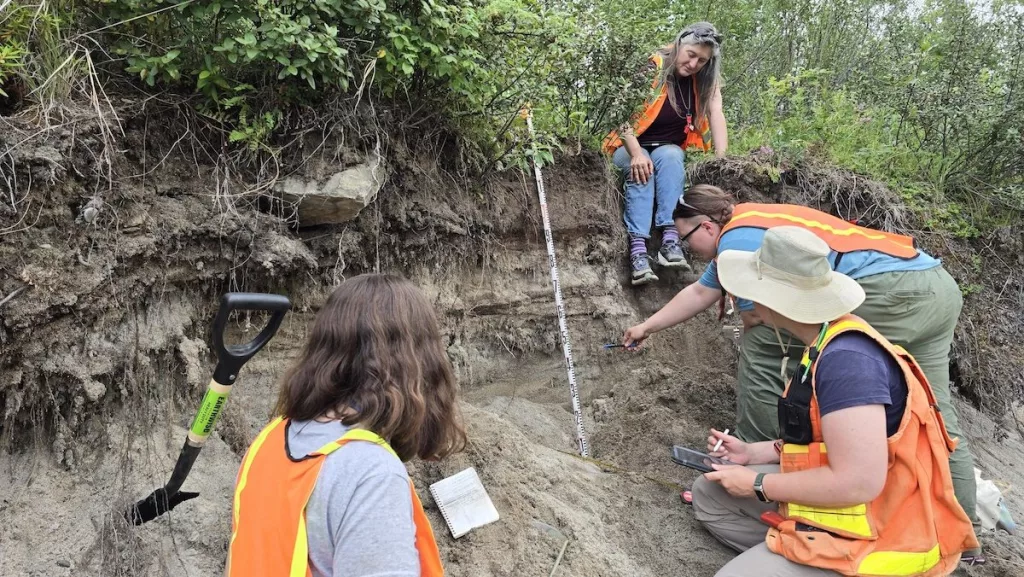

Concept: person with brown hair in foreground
[[692, 227, 977, 576], [226, 274, 466, 577]]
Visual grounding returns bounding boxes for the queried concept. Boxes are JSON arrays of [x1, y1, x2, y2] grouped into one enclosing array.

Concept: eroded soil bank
[[1, 109, 1021, 576]]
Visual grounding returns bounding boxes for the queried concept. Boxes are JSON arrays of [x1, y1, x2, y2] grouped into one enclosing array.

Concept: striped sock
[[629, 236, 647, 258], [662, 226, 680, 245]]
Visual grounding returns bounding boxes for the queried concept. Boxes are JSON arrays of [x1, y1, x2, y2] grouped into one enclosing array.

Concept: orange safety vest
[[720, 203, 919, 259], [227, 417, 444, 577], [768, 315, 978, 576], [602, 51, 712, 155]]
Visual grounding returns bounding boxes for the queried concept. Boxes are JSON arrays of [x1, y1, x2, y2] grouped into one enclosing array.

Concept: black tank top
[[638, 76, 694, 147]]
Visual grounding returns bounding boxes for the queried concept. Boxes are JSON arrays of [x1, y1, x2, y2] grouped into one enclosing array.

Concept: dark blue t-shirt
[[814, 333, 909, 437]]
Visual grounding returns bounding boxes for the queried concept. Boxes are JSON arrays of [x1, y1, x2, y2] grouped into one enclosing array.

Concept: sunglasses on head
[[681, 29, 723, 45], [677, 199, 704, 215]]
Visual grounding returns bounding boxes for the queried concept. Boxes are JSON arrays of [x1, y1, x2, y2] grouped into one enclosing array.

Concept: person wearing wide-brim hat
[[622, 184, 979, 535], [691, 227, 978, 577]]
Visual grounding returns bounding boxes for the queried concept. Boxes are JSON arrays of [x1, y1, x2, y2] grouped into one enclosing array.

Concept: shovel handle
[[168, 293, 290, 494], [211, 293, 291, 386], [184, 293, 291, 447]]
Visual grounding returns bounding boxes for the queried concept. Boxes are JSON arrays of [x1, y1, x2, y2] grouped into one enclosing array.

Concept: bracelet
[[774, 439, 783, 455]]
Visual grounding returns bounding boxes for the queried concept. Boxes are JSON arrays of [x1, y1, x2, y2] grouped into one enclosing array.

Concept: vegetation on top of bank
[[1, 0, 1022, 234]]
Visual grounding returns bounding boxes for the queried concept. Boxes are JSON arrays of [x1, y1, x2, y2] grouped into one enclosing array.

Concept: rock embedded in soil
[[272, 153, 384, 227]]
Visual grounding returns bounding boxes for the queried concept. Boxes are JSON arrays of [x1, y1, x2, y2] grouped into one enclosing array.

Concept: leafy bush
[[2, 0, 1018, 235], [75, 0, 658, 165], [84, 0, 492, 147]]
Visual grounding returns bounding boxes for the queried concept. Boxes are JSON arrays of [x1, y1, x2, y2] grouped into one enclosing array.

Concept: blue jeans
[[612, 144, 686, 239]]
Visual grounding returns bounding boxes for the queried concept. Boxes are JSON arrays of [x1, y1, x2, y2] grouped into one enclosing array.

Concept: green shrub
[[3, 0, 1017, 235]]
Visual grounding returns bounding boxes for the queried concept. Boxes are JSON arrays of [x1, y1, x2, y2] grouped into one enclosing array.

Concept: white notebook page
[[428, 467, 500, 538]]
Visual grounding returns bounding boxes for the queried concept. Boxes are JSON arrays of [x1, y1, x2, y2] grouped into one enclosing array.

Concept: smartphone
[[671, 446, 730, 473]]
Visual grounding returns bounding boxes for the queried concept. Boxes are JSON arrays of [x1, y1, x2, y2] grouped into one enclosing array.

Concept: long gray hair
[[657, 22, 722, 122]]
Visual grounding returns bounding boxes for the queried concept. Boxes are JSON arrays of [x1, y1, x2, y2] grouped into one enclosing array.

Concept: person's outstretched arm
[[623, 281, 721, 346]]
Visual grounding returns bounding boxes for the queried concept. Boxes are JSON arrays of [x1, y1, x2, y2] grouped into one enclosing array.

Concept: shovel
[[126, 292, 291, 525]]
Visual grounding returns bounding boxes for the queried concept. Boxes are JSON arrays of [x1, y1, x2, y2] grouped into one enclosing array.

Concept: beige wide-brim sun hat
[[718, 226, 866, 324]]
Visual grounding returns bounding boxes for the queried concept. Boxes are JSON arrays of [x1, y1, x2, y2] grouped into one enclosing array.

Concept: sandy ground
[[2, 300, 1022, 577]]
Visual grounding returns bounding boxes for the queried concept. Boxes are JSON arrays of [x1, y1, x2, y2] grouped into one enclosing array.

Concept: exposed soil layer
[[1, 109, 1021, 576]]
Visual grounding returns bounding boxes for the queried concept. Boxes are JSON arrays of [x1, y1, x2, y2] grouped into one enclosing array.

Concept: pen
[[712, 428, 730, 453]]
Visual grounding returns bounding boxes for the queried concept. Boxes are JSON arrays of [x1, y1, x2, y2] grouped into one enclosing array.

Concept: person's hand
[[622, 323, 649, 349], [704, 464, 758, 498], [707, 428, 750, 464], [629, 153, 654, 184]]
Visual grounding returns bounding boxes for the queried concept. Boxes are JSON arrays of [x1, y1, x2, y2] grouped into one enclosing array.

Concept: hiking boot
[[631, 253, 659, 286], [657, 240, 691, 271]]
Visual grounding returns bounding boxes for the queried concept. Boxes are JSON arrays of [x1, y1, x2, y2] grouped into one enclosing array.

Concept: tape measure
[[523, 107, 590, 457]]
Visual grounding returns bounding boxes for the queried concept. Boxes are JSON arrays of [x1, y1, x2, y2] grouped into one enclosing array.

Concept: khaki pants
[[692, 465, 837, 577], [732, 266, 977, 521]]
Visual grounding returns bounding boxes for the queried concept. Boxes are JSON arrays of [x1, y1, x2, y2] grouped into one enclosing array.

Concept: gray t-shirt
[[287, 420, 421, 577]]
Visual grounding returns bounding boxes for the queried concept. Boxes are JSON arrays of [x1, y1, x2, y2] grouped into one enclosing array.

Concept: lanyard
[[800, 322, 831, 382]]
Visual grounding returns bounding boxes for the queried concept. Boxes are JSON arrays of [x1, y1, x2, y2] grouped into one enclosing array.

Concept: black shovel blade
[[126, 487, 200, 525]]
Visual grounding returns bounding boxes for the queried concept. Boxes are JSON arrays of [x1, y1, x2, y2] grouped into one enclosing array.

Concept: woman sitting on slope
[[603, 21, 729, 285]]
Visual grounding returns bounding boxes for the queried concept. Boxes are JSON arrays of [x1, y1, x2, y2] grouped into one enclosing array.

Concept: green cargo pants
[[733, 266, 977, 521]]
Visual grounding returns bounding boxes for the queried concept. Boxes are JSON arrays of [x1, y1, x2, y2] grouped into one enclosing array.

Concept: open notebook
[[428, 467, 500, 538]]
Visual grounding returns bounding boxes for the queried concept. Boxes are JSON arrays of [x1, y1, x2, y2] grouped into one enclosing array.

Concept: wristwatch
[[754, 473, 772, 503]]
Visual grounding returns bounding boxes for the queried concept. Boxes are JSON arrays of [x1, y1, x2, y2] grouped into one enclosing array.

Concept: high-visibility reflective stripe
[[780, 444, 827, 454], [721, 205, 919, 259], [313, 428, 398, 458], [731, 211, 891, 241], [297, 428, 399, 576], [857, 544, 941, 576], [228, 416, 284, 567], [788, 503, 873, 538], [824, 320, 866, 339], [291, 508, 309, 577], [801, 320, 867, 365]]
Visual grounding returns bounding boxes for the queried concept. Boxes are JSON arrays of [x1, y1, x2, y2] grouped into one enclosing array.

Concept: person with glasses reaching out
[[621, 184, 983, 561], [603, 22, 729, 286]]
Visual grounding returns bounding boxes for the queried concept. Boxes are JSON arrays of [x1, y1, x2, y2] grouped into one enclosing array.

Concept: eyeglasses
[[675, 198, 720, 242], [679, 221, 706, 244]]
